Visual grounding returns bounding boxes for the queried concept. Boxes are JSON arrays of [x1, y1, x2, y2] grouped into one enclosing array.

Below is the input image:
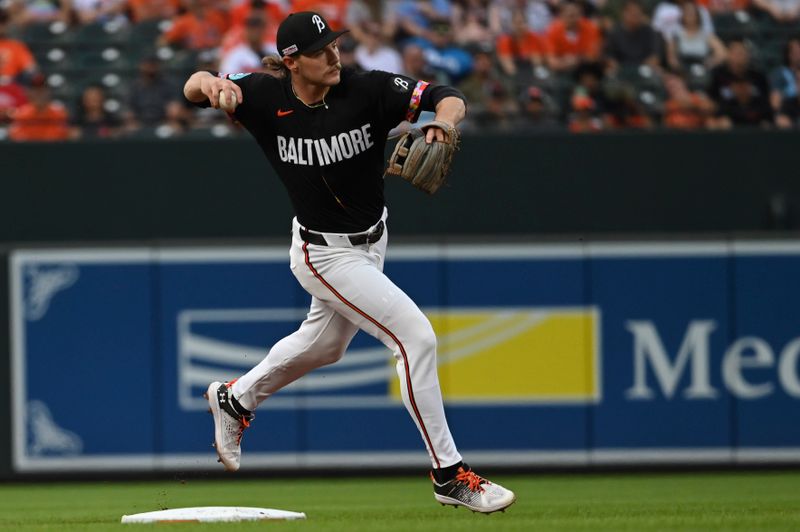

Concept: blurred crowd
[[1, 0, 799, 140]]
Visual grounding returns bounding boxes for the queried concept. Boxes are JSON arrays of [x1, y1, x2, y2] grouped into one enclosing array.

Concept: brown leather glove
[[385, 120, 460, 195]]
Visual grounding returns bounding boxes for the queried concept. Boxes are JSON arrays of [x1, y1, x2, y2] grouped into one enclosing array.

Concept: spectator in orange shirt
[[545, 1, 602, 73], [158, 0, 229, 50], [568, 92, 604, 132], [220, 14, 275, 74], [9, 75, 71, 141], [221, 0, 284, 54], [230, 0, 284, 28], [128, 0, 181, 22], [496, 9, 546, 78], [0, 9, 38, 82], [696, 0, 750, 13], [291, 0, 349, 30], [0, 77, 27, 124], [662, 73, 713, 128]]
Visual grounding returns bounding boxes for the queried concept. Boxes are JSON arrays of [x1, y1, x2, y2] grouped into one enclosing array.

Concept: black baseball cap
[[277, 12, 348, 57]]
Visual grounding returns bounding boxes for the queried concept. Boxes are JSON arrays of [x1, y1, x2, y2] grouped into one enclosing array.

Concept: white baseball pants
[[231, 210, 462, 469]]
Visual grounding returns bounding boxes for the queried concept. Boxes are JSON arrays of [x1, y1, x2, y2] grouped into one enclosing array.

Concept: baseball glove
[[385, 120, 460, 195]]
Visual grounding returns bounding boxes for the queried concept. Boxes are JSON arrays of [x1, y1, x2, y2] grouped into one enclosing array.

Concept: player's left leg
[[231, 296, 359, 409], [206, 296, 358, 471]]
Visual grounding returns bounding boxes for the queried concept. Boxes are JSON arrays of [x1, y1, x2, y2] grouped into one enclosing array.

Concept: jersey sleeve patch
[[406, 80, 430, 122], [226, 72, 253, 80], [391, 76, 412, 93]]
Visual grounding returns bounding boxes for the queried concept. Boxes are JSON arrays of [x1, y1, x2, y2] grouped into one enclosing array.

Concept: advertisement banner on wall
[[9, 242, 800, 472]]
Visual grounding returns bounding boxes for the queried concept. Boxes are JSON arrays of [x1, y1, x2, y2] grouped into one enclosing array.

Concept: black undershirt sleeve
[[420, 85, 466, 112]]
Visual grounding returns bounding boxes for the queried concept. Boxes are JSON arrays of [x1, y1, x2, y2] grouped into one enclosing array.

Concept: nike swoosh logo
[[277, 109, 294, 117]]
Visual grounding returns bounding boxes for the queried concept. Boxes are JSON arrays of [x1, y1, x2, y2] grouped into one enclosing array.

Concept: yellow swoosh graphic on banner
[[390, 309, 600, 403]]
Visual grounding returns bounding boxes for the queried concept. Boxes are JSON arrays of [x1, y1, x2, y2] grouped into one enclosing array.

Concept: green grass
[[0, 471, 799, 531]]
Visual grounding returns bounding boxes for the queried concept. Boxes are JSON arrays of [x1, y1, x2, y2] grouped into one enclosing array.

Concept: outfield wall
[[5, 240, 800, 475], [2, 130, 800, 244]]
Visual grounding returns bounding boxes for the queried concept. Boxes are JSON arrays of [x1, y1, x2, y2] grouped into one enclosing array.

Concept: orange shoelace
[[236, 414, 252, 445], [456, 468, 487, 493]]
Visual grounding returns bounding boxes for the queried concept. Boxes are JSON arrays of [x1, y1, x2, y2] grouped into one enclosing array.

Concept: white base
[[121, 506, 307, 523]]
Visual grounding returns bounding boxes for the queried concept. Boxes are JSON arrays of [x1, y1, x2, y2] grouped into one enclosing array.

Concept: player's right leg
[[295, 239, 515, 513], [206, 297, 358, 471]]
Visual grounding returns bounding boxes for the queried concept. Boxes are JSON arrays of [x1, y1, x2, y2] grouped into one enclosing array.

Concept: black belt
[[300, 220, 385, 246]]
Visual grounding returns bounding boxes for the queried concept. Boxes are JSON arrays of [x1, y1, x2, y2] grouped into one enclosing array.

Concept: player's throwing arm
[[184, 71, 242, 112]]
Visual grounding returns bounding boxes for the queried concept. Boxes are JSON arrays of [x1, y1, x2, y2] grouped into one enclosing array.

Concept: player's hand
[[425, 121, 453, 144], [200, 75, 243, 109]]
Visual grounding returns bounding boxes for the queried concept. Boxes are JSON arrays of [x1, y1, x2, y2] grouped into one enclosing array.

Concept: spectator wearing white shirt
[[653, 0, 714, 40], [219, 15, 276, 75], [354, 20, 403, 72], [665, 1, 726, 72], [752, 0, 800, 22]]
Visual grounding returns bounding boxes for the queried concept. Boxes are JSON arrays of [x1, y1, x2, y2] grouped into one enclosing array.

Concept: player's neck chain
[[291, 82, 329, 110]]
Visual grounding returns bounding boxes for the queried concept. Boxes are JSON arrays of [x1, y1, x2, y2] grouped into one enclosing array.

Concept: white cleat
[[432, 466, 516, 514], [205, 381, 252, 472]]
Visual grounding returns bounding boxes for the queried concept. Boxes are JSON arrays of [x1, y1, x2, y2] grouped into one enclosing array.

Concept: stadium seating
[[713, 10, 759, 41], [74, 20, 130, 46], [20, 21, 75, 47], [5, 6, 799, 137]]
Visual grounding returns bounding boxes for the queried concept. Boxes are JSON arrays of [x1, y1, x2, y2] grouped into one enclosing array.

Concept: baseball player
[[183, 11, 515, 514]]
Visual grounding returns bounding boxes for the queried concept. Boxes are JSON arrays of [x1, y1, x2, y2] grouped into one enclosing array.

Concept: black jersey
[[225, 68, 430, 233]]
